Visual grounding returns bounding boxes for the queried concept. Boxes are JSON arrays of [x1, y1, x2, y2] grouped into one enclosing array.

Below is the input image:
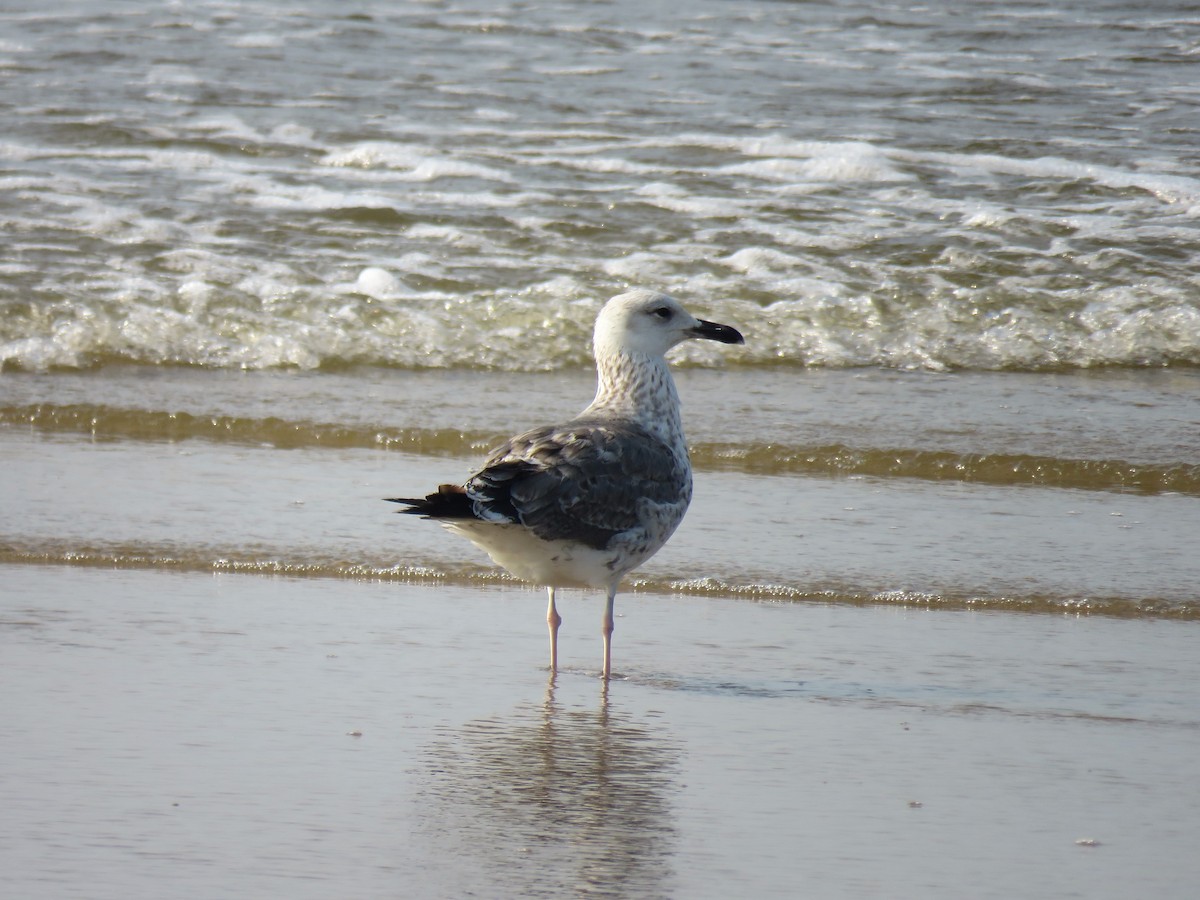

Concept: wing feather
[[465, 418, 690, 550]]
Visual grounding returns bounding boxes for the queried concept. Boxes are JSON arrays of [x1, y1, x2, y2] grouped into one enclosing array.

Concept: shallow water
[[3, 565, 1198, 899], [3, 365, 1198, 616]]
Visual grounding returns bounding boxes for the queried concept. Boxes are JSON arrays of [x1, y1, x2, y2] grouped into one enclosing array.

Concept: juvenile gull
[[389, 289, 744, 678]]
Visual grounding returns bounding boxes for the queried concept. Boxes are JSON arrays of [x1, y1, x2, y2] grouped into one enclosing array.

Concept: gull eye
[[651, 306, 672, 320]]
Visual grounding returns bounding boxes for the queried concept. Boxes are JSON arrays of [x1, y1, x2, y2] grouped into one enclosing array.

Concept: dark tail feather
[[386, 484, 475, 519]]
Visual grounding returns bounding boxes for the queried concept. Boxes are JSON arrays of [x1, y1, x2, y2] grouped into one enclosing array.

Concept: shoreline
[[1, 552, 1195, 620]]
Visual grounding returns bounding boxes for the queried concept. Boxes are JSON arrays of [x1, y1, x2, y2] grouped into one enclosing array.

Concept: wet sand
[[3, 564, 1197, 899]]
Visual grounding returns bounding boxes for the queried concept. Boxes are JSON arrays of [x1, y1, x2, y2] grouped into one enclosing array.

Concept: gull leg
[[546, 586, 562, 673], [601, 585, 616, 679]]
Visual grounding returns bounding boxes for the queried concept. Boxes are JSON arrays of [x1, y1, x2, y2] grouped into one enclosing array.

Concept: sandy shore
[[3, 563, 1198, 899]]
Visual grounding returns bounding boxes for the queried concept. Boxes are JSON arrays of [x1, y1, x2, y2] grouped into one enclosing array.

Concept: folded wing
[[466, 418, 691, 550]]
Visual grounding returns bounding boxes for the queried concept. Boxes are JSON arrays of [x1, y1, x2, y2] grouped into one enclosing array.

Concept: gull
[[388, 289, 744, 678]]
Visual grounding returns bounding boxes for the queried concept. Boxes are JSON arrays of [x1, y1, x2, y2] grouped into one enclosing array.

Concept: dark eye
[[651, 306, 672, 320]]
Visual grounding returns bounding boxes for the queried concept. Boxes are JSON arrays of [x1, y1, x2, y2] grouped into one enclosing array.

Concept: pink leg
[[601, 586, 616, 679], [546, 586, 562, 672]]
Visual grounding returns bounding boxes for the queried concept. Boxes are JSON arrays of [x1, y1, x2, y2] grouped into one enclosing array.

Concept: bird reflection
[[420, 678, 680, 898]]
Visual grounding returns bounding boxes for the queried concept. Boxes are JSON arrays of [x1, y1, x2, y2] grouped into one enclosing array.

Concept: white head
[[592, 289, 744, 360]]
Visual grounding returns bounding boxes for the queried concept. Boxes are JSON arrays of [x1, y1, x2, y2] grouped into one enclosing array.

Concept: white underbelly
[[442, 521, 646, 589]]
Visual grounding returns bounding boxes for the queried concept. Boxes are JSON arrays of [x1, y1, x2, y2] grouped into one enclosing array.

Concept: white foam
[[539, 154, 667, 176], [473, 108, 516, 122], [405, 224, 471, 243], [722, 144, 913, 184], [960, 205, 1023, 230], [229, 33, 286, 50], [243, 180, 398, 212], [601, 252, 672, 280], [353, 267, 407, 300], [177, 280, 214, 309], [321, 142, 513, 182], [529, 65, 623, 76], [898, 149, 1200, 207], [267, 123, 320, 147], [0, 141, 37, 162], [632, 182, 748, 218], [721, 247, 810, 276], [143, 65, 203, 87], [320, 142, 424, 170]]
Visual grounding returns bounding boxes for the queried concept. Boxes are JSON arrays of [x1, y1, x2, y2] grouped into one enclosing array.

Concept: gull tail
[[386, 484, 474, 519]]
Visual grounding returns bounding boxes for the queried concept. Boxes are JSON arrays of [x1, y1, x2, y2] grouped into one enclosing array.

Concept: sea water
[[1, 0, 1197, 372]]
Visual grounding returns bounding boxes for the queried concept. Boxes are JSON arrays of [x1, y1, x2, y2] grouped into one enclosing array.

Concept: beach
[[3, 563, 1198, 899], [3, 1, 1200, 896]]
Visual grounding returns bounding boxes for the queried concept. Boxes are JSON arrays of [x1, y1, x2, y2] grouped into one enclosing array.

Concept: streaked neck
[[585, 351, 684, 448]]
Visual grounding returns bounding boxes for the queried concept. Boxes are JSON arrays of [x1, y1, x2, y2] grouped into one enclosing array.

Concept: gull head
[[593, 289, 744, 360]]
